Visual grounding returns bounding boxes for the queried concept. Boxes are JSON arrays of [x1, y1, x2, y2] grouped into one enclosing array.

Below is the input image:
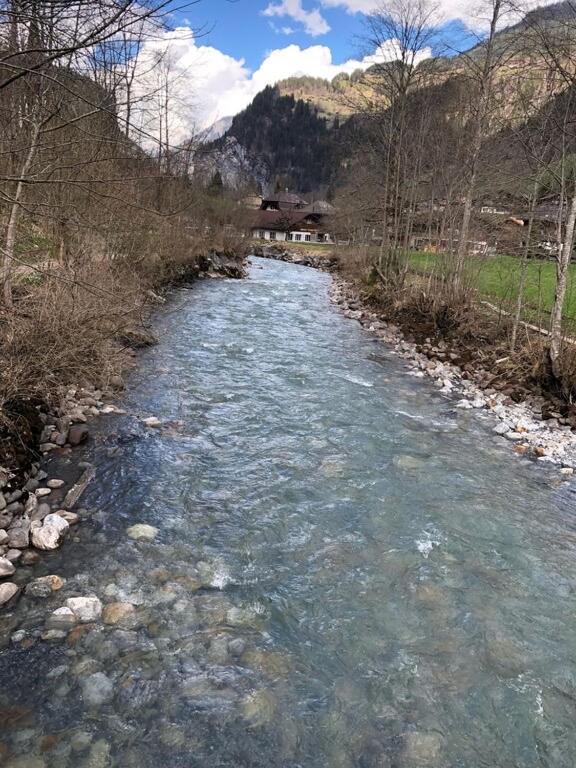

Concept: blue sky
[[178, 0, 370, 71], [128, 0, 549, 143]]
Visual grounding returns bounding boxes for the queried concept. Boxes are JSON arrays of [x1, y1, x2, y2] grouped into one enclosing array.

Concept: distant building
[[248, 193, 334, 244]]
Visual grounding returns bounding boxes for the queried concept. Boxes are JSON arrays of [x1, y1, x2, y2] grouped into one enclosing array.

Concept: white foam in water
[[344, 374, 374, 388], [210, 564, 232, 590], [416, 531, 441, 558]]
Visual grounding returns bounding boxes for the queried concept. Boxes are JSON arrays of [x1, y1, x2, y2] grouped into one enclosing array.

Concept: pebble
[[47, 479, 65, 489], [0, 530, 8, 545], [35, 487, 51, 497]]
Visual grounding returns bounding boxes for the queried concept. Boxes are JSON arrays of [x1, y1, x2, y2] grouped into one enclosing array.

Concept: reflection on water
[[1, 257, 576, 767]]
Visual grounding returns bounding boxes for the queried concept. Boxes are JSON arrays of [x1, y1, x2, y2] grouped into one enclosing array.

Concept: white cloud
[[263, 0, 331, 37], [320, 0, 560, 31], [127, 26, 416, 146]]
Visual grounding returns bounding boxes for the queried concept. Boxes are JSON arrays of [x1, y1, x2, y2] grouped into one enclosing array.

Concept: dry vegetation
[[0, 1, 244, 463]]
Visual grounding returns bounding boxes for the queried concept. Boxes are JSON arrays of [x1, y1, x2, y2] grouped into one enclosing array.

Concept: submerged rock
[[80, 739, 111, 768], [46, 607, 77, 631], [102, 602, 135, 626], [66, 596, 103, 623], [81, 673, 114, 707], [142, 416, 162, 428], [5, 757, 47, 768], [242, 689, 278, 727], [127, 523, 159, 542], [25, 575, 65, 598], [393, 455, 425, 471], [70, 730, 93, 753], [402, 731, 444, 766]]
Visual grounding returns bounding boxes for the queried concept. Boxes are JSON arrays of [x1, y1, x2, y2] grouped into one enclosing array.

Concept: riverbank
[[254, 246, 576, 472], [0, 251, 246, 610]]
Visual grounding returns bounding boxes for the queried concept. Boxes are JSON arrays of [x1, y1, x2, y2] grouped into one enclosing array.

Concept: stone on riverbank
[[68, 425, 89, 446], [66, 596, 102, 623], [0, 582, 19, 605], [7, 517, 30, 548], [127, 523, 159, 542], [31, 513, 69, 550], [0, 557, 15, 577]]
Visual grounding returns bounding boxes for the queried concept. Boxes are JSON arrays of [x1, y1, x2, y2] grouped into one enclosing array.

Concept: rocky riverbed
[[329, 275, 576, 472]]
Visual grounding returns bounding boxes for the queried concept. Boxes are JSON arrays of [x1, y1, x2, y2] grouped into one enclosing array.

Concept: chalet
[[249, 193, 334, 244]]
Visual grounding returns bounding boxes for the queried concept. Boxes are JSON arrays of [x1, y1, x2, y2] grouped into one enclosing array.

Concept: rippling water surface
[[2, 257, 576, 767]]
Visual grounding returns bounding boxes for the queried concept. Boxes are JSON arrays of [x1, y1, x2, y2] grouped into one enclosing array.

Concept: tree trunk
[[550, 189, 576, 378], [1, 120, 42, 308], [511, 182, 538, 351]]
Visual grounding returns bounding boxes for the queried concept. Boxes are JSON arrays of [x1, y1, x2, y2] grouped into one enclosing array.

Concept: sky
[[128, 0, 555, 145]]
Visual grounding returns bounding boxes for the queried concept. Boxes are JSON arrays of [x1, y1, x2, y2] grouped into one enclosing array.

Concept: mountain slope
[[209, 85, 344, 193]]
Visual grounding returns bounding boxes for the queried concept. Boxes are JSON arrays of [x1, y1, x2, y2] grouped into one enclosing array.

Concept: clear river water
[[2, 257, 576, 767]]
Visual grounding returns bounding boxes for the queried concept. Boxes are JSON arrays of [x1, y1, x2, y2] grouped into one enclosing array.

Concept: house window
[[295, 234, 302, 242], [287, 233, 293, 241], [270, 231, 276, 240], [305, 234, 311, 242]]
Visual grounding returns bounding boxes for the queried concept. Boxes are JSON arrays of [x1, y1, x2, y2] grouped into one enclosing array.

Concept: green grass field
[[408, 251, 576, 327]]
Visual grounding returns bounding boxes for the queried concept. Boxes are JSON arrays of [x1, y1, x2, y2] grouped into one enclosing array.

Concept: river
[[1, 256, 576, 767]]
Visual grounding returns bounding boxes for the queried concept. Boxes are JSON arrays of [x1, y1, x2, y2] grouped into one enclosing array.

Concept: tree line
[[332, 0, 576, 395], [0, 1, 242, 415]]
